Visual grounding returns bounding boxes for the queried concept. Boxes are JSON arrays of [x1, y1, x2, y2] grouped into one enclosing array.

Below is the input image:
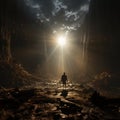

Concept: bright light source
[[57, 36, 66, 47]]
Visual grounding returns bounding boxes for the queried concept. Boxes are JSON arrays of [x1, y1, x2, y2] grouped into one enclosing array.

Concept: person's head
[[63, 72, 65, 75]]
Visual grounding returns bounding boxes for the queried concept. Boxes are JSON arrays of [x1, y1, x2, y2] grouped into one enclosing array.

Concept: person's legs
[[65, 83, 66, 88]]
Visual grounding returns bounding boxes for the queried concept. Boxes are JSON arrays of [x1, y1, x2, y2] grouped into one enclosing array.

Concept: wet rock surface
[[0, 84, 120, 120]]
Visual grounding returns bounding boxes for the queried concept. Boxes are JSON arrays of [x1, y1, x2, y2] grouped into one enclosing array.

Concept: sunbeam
[[57, 36, 66, 47]]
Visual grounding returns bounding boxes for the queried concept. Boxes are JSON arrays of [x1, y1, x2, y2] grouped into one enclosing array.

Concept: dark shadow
[[60, 90, 68, 98]]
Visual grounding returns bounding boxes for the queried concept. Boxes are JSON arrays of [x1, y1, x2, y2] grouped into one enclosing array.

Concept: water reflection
[[60, 90, 68, 98]]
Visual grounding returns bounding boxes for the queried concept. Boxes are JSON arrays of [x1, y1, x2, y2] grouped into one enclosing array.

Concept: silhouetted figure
[[61, 72, 67, 88]]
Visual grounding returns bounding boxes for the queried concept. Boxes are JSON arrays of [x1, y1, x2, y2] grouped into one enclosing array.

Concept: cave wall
[[0, 0, 18, 62], [87, 0, 120, 73]]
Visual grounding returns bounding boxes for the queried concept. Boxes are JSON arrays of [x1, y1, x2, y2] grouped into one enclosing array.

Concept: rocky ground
[[0, 82, 120, 120]]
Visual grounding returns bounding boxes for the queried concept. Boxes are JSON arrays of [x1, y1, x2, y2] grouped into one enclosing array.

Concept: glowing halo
[[57, 36, 66, 47]]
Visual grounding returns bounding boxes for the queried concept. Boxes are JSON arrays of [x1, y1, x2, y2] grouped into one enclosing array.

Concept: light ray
[[57, 36, 66, 47]]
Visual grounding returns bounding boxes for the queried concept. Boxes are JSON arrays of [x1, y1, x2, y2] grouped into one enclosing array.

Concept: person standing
[[61, 72, 67, 88]]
